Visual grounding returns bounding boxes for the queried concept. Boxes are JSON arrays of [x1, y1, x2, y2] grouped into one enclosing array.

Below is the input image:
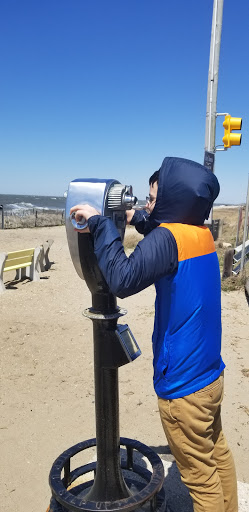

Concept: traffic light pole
[[204, 0, 224, 228], [204, 0, 224, 173]]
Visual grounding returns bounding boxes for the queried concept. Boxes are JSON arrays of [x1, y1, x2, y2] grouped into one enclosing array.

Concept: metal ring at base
[[49, 438, 165, 512]]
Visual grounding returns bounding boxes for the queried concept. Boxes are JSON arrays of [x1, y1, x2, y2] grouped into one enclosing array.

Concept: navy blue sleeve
[[87, 215, 178, 299], [130, 209, 154, 235]]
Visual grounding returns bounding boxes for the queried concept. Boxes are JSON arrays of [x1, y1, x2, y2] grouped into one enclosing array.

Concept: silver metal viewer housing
[[66, 178, 137, 281]]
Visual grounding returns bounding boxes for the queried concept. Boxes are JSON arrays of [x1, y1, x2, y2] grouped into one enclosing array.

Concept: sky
[[0, 0, 248, 204]]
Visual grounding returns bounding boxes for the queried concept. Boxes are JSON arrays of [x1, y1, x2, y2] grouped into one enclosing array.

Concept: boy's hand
[[126, 209, 135, 225], [69, 204, 100, 232]]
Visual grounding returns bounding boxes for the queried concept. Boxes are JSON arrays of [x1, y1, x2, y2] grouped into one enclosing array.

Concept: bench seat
[[4, 248, 36, 272], [0, 246, 41, 293]]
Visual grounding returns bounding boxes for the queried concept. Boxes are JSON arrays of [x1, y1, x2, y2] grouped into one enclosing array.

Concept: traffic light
[[222, 115, 242, 148]]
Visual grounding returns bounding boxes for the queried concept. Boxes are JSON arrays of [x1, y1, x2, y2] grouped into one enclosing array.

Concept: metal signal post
[[204, 0, 224, 172]]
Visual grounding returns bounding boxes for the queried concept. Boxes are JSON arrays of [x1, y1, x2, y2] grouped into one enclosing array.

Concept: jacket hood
[[150, 157, 220, 226]]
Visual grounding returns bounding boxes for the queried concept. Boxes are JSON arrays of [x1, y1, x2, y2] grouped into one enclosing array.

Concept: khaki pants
[[158, 373, 238, 512]]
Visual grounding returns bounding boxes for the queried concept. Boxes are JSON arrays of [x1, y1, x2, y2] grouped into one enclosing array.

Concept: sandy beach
[[0, 224, 249, 512]]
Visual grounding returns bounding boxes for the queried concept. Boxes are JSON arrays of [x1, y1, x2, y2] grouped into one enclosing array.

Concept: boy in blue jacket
[[70, 157, 237, 512]]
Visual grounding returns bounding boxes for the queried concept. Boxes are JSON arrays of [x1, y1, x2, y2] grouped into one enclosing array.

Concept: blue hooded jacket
[[88, 157, 225, 398]]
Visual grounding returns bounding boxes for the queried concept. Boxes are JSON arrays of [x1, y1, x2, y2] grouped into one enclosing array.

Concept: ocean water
[[0, 193, 237, 216], [0, 194, 66, 214], [0, 193, 146, 214]]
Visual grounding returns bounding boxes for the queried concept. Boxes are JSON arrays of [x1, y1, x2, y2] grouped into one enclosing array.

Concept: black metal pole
[[85, 293, 130, 502], [88, 326, 130, 501]]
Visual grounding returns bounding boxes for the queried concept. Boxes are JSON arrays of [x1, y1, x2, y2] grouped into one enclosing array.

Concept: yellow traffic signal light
[[222, 115, 242, 148]]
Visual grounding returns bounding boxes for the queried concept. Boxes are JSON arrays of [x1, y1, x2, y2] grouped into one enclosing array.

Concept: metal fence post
[[0, 205, 4, 229], [241, 175, 249, 272], [235, 206, 242, 247]]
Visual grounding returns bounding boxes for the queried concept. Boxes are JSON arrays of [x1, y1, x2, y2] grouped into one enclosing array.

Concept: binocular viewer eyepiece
[[66, 178, 137, 285], [107, 183, 137, 210]]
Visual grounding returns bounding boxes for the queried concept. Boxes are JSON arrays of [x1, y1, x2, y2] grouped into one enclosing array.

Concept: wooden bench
[[0, 247, 41, 293]]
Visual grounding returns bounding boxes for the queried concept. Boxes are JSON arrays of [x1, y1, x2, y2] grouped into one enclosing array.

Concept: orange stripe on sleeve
[[159, 223, 216, 262]]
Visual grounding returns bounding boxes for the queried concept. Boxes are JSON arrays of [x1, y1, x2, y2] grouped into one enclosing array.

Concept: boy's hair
[[149, 169, 160, 186]]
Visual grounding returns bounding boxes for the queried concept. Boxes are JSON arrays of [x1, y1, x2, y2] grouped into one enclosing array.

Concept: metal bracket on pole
[[214, 115, 229, 151], [216, 112, 229, 117], [215, 146, 227, 152]]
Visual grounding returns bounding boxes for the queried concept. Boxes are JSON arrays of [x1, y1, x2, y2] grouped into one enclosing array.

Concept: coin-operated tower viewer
[[48, 178, 165, 512]]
